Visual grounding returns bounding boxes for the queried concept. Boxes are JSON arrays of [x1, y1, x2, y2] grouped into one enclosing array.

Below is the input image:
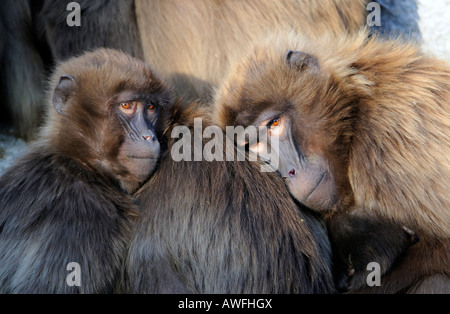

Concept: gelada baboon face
[[47, 49, 173, 192], [214, 43, 361, 211]]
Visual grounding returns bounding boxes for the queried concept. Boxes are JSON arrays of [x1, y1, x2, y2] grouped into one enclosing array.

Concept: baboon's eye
[[121, 102, 132, 109], [119, 102, 137, 114], [267, 118, 280, 129], [266, 117, 285, 137], [148, 103, 157, 112]]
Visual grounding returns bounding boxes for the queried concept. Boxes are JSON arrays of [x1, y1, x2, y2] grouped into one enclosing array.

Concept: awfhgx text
[[222, 298, 272, 309]]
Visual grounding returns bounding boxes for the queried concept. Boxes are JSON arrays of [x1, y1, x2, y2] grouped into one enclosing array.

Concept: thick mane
[[215, 30, 450, 239]]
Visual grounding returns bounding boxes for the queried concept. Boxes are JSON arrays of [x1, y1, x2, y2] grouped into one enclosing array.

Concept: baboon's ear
[[285, 50, 319, 71], [53, 75, 76, 115]]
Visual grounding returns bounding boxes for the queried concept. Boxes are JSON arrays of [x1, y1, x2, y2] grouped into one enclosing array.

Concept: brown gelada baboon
[[124, 102, 335, 294], [0, 48, 173, 293], [214, 30, 450, 293]]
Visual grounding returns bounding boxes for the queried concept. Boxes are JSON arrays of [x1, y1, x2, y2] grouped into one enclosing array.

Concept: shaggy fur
[[38, 0, 143, 60], [136, 0, 366, 101], [0, 49, 172, 293], [213, 30, 450, 293], [124, 102, 335, 294], [1, 0, 368, 139], [0, 0, 46, 140]]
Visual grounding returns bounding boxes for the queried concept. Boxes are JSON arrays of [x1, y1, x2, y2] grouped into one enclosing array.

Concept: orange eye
[[148, 104, 156, 111], [119, 102, 137, 114], [268, 118, 280, 129], [121, 102, 132, 109]]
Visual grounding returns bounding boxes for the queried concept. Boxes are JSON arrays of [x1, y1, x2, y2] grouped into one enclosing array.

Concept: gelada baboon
[[0, 49, 172, 293], [124, 102, 335, 294], [2, 0, 368, 139], [213, 30, 450, 293]]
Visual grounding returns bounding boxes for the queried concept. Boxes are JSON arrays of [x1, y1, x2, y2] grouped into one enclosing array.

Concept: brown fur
[[213, 30, 450, 293], [2, 0, 366, 139], [42, 49, 172, 192], [406, 274, 450, 294], [124, 102, 335, 293], [136, 0, 366, 101]]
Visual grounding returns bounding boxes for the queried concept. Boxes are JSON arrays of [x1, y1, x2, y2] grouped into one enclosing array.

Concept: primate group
[[0, 0, 448, 294]]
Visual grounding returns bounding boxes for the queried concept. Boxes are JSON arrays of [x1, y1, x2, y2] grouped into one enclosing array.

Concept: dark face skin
[[115, 93, 161, 184], [52, 75, 162, 193], [240, 111, 337, 211], [232, 51, 338, 212]]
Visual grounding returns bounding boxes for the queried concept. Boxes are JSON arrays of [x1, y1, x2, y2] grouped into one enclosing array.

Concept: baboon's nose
[[142, 135, 154, 142], [142, 129, 156, 142]]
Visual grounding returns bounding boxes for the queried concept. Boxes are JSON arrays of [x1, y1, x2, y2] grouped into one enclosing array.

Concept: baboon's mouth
[[127, 156, 157, 160]]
